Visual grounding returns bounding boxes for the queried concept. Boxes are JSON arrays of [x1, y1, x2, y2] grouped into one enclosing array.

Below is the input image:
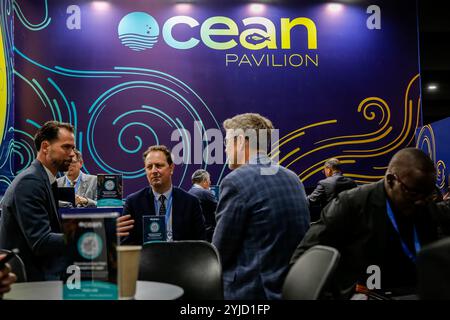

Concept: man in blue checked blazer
[[212, 113, 310, 300]]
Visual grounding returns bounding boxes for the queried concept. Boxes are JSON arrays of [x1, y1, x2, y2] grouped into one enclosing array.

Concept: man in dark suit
[[308, 158, 357, 220], [188, 169, 217, 242], [290, 148, 450, 298], [120, 145, 206, 244], [212, 113, 310, 300], [0, 121, 76, 281]]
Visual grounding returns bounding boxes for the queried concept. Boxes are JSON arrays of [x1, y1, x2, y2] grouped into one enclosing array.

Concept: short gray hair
[[324, 158, 341, 171], [191, 169, 210, 184], [223, 113, 274, 151]]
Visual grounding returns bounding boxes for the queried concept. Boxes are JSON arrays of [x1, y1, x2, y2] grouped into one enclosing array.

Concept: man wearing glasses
[[290, 147, 450, 298], [57, 149, 97, 207]]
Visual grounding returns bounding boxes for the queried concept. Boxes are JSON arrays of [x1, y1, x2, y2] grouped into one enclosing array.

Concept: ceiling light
[[326, 3, 344, 14]]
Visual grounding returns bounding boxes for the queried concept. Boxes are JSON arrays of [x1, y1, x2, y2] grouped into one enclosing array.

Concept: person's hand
[[117, 215, 134, 237], [0, 254, 17, 298], [75, 195, 88, 206], [444, 192, 450, 201]]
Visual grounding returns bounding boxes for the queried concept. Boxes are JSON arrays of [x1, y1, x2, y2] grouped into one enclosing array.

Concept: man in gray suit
[[212, 113, 310, 300], [308, 158, 357, 220], [0, 121, 76, 281], [57, 149, 97, 207]]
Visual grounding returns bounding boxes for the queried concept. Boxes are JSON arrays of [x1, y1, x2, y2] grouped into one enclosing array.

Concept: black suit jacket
[[308, 173, 357, 209], [0, 160, 66, 281], [291, 180, 448, 296], [121, 186, 206, 244], [188, 186, 217, 242]]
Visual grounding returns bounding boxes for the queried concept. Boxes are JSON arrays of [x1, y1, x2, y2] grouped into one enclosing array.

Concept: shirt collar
[[67, 172, 82, 184], [248, 152, 270, 164], [152, 186, 173, 200], [193, 184, 203, 189], [43, 165, 57, 184]]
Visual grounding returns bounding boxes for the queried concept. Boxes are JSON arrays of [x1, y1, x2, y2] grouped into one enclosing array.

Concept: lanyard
[[65, 175, 81, 194], [154, 194, 173, 229], [385, 200, 421, 263]]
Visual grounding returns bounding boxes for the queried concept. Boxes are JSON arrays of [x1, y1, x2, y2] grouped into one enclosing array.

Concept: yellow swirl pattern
[[436, 160, 446, 189], [0, 19, 7, 142], [316, 97, 391, 144], [416, 124, 446, 191], [416, 125, 435, 161], [273, 74, 421, 184]]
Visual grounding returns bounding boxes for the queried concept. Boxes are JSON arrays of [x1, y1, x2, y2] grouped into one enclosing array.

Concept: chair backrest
[[0, 249, 27, 282], [417, 237, 450, 299], [282, 245, 340, 300], [138, 241, 223, 300]]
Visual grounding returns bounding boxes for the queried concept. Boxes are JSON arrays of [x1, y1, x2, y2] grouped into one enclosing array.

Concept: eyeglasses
[[394, 174, 434, 201]]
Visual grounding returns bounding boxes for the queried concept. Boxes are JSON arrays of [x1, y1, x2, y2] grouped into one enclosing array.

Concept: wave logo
[[118, 12, 159, 51]]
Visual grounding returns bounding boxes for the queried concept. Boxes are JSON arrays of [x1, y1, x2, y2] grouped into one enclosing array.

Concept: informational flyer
[[61, 208, 120, 300]]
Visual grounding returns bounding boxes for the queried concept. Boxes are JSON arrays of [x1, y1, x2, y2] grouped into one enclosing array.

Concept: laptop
[[58, 187, 76, 207]]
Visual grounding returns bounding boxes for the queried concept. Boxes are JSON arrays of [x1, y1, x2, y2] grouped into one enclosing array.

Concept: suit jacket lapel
[[34, 160, 61, 231], [371, 180, 389, 261], [78, 174, 87, 195], [147, 188, 156, 215], [170, 187, 178, 237]]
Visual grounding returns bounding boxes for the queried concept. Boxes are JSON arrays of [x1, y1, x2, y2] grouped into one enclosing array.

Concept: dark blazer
[[212, 154, 310, 300], [291, 180, 448, 297], [0, 160, 66, 281], [121, 186, 206, 244], [308, 172, 357, 209], [188, 186, 217, 242]]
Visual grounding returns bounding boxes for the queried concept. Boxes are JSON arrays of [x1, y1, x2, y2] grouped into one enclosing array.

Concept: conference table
[[4, 280, 184, 300]]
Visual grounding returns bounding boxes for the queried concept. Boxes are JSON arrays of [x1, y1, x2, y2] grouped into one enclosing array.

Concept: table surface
[[4, 280, 183, 300]]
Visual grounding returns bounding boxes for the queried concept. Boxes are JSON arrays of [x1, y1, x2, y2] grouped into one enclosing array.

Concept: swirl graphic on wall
[[270, 74, 421, 184], [0, 0, 15, 193], [85, 68, 219, 184], [416, 124, 446, 190], [12, 46, 220, 188], [118, 12, 159, 51], [13, 0, 51, 31]]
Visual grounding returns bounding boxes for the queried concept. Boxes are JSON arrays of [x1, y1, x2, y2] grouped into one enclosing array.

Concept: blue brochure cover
[[210, 185, 220, 202], [142, 215, 166, 243], [61, 210, 120, 300], [97, 174, 123, 207]]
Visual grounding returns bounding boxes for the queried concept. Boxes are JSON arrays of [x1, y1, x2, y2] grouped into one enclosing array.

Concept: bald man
[[290, 148, 450, 298]]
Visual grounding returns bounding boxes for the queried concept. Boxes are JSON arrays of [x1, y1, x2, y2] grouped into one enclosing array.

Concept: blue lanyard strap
[[154, 194, 173, 227], [65, 175, 81, 193], [385, 200, 421, 263]]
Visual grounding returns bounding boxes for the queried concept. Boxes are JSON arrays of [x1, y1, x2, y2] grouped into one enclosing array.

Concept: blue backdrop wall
[[1, 0, 422, 196], [416, 117, 450, 195]]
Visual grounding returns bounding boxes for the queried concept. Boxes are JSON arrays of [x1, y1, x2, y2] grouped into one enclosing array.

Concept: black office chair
[[282, 245, 340, 300], [138, 241, 223, 300], [0, 249, 27, 282], [417, 237, 450, 299]]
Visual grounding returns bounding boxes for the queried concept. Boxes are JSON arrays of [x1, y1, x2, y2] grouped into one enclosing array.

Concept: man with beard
[[119, 145, 205, 244], [0, 121, 76, 281], [290, 148, 450, 298]]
